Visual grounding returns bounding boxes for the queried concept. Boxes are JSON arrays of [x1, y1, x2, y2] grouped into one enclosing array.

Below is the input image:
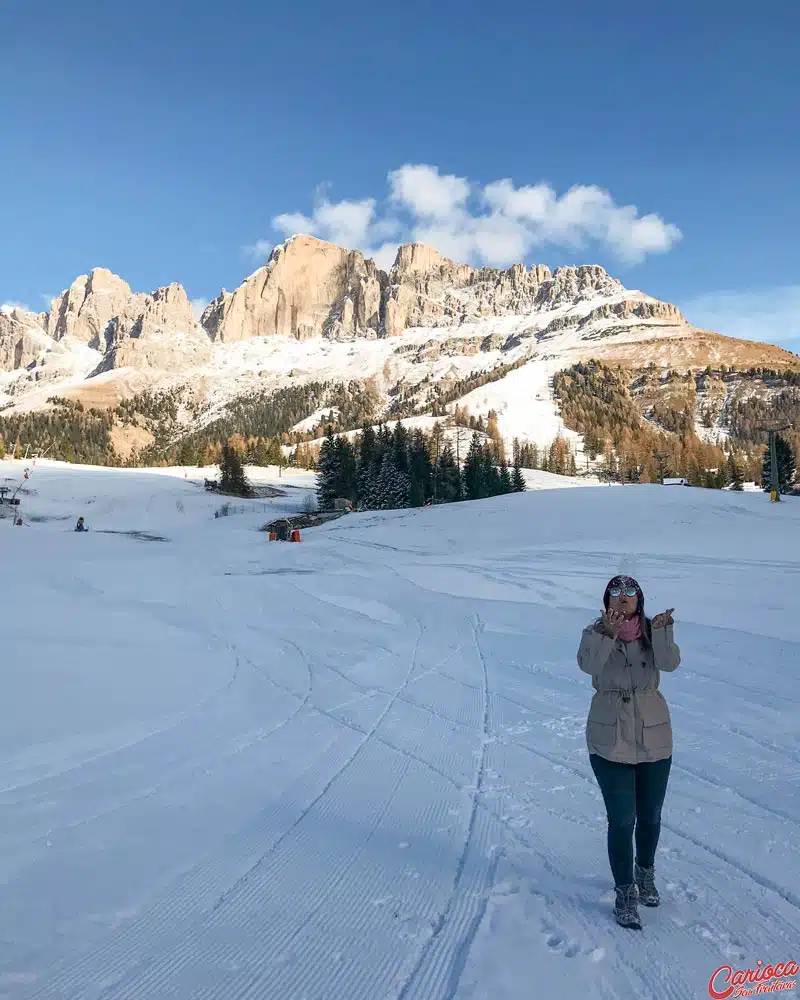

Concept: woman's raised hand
[[651, 609, 675, 629], [602, 608, 625, 637]]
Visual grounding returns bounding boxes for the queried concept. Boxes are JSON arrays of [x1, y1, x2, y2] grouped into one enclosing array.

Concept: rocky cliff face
[[0, 236, 694, 401], [93, 283, 211, 374], [3, 236, 798, 450], [579, 298, 684, 326], [201, 235, 385, 343], [47, 269, 134, 349], [0, 307, 52, 370], [199, 237, 633, 343], [381, 246, 624, 337], [12, 269, 210, 377]]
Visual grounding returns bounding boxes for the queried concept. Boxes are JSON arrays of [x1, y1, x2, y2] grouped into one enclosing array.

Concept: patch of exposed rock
[[47, 269, 135, 349], [201, 235, 385, 343], [381, 245, 622, 337], [93, 283, 211, 374], [0, 307, 53, 370]]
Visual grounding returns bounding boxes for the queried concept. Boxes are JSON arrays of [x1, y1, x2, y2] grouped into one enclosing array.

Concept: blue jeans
[[589, 753, 672, 886]]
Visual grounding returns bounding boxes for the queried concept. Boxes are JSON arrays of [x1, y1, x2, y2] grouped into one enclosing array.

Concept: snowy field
[[1, 459, 799, 1000]]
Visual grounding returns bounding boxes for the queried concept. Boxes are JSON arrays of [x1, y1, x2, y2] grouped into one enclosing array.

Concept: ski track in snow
[[1, 461, 799, 1000]]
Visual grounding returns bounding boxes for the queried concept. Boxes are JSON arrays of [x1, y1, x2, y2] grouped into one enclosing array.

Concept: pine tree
[[436, 444, 461, 501], [219, 439, 253, 497], [357, 460, 380, 510], [376, 424, 393, 469], [462, 433, 487, 500], [316, 428, 341, 509], [177, 438, 197, 467], [728, 452, 744, 491], [374, 454, 410, 509], [408, 429, 433, 506], [499, 459, 513, 494], [761, 434, 796, 494], [267, 437, 285, 468], [392, 422, 410, 473], [335, 436, 358, 501], [484, 452, 502, 496], [512, 461, 526, 492], [359, 424, 377, 471]]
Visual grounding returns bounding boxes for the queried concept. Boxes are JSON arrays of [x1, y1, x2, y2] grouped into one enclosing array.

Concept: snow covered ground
[[1, 459, 798, 1000]]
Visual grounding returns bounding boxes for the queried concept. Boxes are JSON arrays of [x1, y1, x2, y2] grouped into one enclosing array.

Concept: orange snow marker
[[290, 529, 301, 543]]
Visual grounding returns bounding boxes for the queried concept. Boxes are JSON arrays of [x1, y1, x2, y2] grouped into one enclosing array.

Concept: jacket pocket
[[587, 721, 617, 749], [642, 722, 672, 751], [640, 692, 671, 727], [640, 693, 672, 750]]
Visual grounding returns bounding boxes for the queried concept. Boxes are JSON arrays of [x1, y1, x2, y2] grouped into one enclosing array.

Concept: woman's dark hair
[[602, 575, 652, 648]]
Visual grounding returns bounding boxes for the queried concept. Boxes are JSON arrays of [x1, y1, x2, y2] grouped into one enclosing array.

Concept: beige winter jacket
[[578, 619, 680, 764]]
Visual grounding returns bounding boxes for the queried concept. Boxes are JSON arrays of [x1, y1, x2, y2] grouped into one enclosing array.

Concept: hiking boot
[[614, 883, 642, 929], [635, 861, 660, 907]]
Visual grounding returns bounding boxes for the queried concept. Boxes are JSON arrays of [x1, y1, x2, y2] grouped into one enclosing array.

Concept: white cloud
[[190, 298, 210, 322], [372, 244, 401, 271], [242, 239, 274, 263], [274, 187, 377, 251], [263, 163, 682, 270], [0, 300, 32, 314], [680, 286, 800, 349], [388, 163, 469, 219]]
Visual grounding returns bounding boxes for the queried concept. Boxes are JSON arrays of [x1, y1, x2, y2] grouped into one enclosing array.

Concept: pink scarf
[[617, 615, 642, 642]]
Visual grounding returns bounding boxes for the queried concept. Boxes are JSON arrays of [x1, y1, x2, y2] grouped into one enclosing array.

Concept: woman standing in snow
[[578, 576, 680, 930]]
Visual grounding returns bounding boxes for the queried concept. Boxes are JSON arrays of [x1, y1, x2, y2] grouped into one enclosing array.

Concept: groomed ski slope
[[2, 460, 799, 1000]]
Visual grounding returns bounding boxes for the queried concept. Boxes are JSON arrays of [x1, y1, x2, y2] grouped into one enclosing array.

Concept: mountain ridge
[[1, 235, 798, 466]]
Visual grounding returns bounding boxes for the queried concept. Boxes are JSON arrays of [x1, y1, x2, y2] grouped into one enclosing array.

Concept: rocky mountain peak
[[202, 235, 384, 344], [194, 236, 639, 344], [391, 242, 461, 276], [0, 235, 696, 413], [47, 268, 134, 348], [537, 264, 623, 307], [0, 307, 54, 371]]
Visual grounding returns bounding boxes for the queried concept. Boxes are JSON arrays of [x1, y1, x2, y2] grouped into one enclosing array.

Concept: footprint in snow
[[543, 929, 581, 959], [666, 880, 700, 903], [692, 922, 746, 961]]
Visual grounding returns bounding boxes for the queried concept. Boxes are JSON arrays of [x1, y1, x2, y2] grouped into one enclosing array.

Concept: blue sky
[[1, 0, 798, 350]]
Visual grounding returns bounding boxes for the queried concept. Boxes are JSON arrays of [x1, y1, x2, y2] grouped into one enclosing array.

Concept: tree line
[[552, 361, 772, 487], [0, 399, 116, 465], [0, 381, 379, 469], [316, 422, 526, 512], [2, 359, 796, 496]]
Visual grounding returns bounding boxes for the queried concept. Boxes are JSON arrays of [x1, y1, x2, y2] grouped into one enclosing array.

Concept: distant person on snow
[[578, 576, 680, 930], [75, 517, 87, 532]]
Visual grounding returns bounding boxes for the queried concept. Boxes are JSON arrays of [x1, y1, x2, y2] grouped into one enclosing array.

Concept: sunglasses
[[609, 586, 638, 598]]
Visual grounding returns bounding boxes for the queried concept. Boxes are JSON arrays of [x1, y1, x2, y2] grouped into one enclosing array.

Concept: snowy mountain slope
[[3, 237, 799, 460], [1, 459, 798, 1000]]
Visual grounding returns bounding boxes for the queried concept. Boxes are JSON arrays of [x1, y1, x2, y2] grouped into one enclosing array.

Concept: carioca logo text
[[708, 959, 799, 999]]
